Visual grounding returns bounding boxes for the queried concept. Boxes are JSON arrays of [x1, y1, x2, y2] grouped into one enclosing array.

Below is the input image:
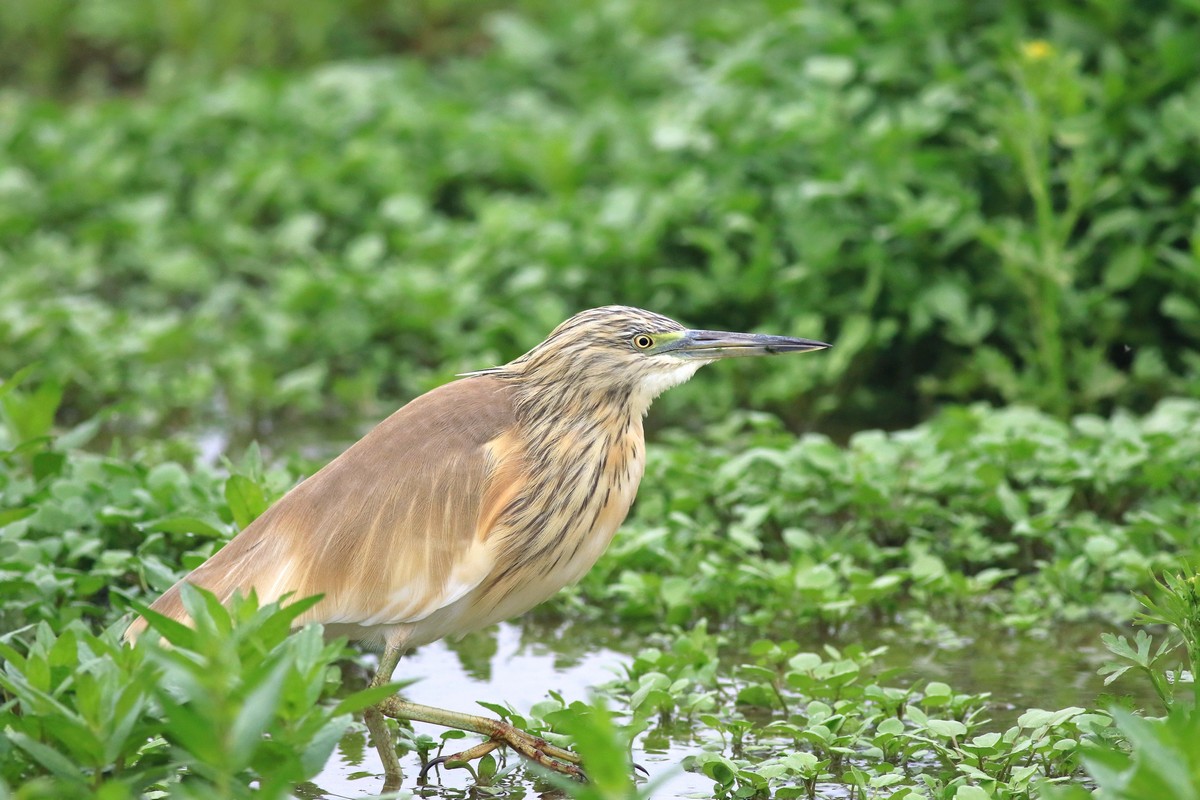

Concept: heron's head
[[489, 306, 830, 413]]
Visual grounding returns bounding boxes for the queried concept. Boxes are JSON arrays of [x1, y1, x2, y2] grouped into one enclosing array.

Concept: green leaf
[[225, 474, 268, 529], [954, 786, 994, 800], [300, 714, 354, 776], [32, 451, 66, 481], [0, 365, 37, 402], [475, 700, 513, 719], [331, 682, 411, 716], [132, 603, 198, 650], [926, 719, 968, 739], [1, 379, 63, 443], [8, 731, 90, 786], [0, 506, 35, 528], [230, 658, 290, 763], [144, 515, 227, 538]]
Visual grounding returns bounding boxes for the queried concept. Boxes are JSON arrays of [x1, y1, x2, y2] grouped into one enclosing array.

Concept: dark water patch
[[776, 617, 1167, 725]]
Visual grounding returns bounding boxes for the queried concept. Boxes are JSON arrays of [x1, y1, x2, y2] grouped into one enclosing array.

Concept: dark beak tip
[[779, 339, 831, 353]]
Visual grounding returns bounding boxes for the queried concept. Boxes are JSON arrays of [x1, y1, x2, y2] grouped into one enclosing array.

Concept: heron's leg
[[365, 644, 405, 789], [378, 696, 584, 778]]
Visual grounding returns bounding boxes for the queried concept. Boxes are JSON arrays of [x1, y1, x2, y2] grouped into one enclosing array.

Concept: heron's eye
[[632, 334, 655, 350]]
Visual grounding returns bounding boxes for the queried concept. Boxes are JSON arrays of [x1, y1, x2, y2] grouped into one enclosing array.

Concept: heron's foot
[[420, 728, 583, 781], [377, 696, 584, 781]]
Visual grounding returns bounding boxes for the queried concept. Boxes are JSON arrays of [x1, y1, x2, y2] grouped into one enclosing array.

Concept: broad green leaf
[[225, 474, 268, 529]]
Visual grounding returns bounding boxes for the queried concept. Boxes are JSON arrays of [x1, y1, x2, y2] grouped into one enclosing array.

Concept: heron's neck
[[509, 360, 702, 427], [485, 375, 648, 593], [512, 378, 642, 434]]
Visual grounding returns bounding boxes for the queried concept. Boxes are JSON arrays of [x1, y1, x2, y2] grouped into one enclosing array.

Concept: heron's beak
[[671, 329, 831, 360]]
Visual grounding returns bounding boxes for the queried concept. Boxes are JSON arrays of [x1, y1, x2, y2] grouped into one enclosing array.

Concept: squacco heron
[[126, 306, 829, 785]]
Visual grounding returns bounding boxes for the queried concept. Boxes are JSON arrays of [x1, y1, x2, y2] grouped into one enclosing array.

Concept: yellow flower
[[1022, 40, 1054, 61]]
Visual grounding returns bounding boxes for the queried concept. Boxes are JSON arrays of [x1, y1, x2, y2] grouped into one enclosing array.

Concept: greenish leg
[[365, 644, 405, 790]]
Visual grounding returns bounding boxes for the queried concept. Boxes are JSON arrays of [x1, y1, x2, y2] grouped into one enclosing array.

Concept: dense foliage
[[3, 380, 1199, 797], [575, 400, 1200, 631], [3, 0, 1200, 441], [0, 590, 387, 800], [5, 378, 1198, 640], [3, 0, 1199, 797]]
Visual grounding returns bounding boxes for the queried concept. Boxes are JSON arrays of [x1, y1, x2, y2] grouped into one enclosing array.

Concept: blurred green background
[[3, 0, 1199, 442], [3, 5, 1200, 796]]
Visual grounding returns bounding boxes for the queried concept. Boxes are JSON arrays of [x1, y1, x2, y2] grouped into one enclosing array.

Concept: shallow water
[[296, 617, 1155, 799], [302, 622, 715, 799]]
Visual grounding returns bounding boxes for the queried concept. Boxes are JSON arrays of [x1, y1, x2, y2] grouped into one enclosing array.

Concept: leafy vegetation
[[572, 400, 1200, 633], [0, 589, 379, 799], [3, 0, 1199, 797], [3, 0, 1200, 440], [3, 376, 1199, 796]]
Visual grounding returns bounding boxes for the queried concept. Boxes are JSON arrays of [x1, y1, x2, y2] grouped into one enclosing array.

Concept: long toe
[[418, 740, 503, 782], [496, 724, 585, 779]]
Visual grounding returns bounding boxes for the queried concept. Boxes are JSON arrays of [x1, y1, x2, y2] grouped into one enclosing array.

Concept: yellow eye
[[632, 334, 654, 350]]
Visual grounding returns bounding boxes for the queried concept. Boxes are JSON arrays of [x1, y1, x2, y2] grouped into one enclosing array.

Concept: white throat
[[631, 360, 704, 411]]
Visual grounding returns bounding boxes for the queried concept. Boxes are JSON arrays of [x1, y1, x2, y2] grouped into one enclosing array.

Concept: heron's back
[[126, 377, 517, 642]]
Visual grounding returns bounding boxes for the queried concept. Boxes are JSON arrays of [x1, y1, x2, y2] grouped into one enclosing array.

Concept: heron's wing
[[131, 376, 522, 637]]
